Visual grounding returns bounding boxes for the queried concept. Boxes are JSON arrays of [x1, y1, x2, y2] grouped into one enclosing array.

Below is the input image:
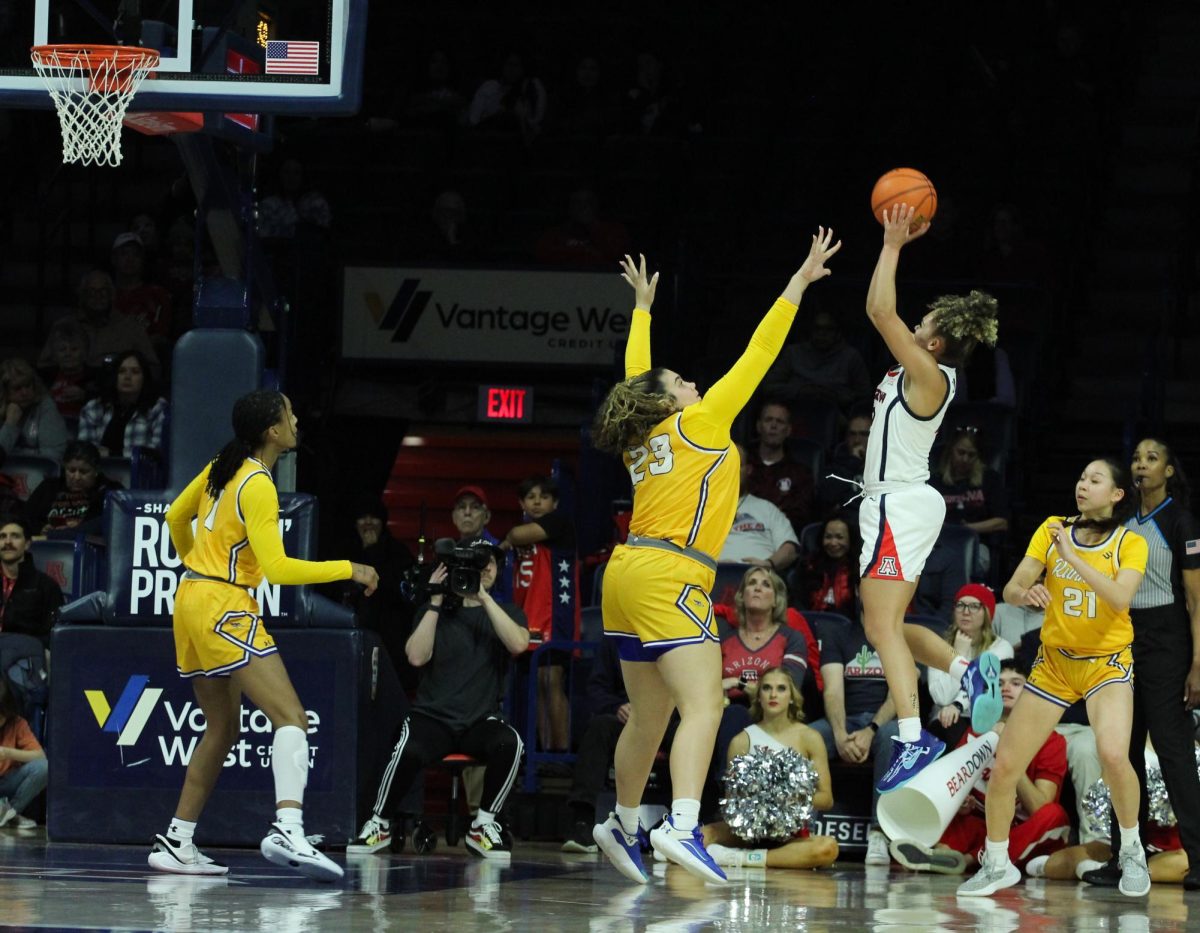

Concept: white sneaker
[[148, 834, 229, 876], [956, 852, 1021, 897], [707, 844, 767, 869], [865, 830, 891, 866], [0, 800, 16, 829], [648, 816, 727, 884], [16, 816, 36, 830], [261, 822, 344, 882], [346, 815, 392, 855], [1118, 845, 1151, 897]]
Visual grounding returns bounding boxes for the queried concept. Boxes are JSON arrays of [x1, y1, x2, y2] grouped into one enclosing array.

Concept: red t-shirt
[[512, 510, 579, 645], [962, 727, 1066, 822], [0, 716, 43, 778], [714, 604, 823, 690]]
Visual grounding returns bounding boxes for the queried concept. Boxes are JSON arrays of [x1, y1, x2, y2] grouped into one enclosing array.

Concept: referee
[[1088, 437, 1200, 889]]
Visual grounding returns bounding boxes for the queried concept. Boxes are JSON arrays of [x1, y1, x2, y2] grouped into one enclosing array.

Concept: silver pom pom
[[1146, 767, 1176, 827], [719, 746, 818, 844], [1081, 778, 1111, 840]]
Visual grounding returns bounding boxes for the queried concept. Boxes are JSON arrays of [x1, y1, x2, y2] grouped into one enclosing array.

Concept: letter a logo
[[878, 556, 899, 577]]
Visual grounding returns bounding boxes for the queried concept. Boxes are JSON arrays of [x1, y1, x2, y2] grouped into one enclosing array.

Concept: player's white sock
[[1118, 823, 1141, 852], [276, 806, 304, 831], [950, 655, 970, 681], [898, 717, 921, 743], [167, 817, 196, 843], [670, 799, 701, 832], [984, 837, 1011, 867], [272, 725, 309, 805], [472, 808, 497, 829], [615, 804, 641, 836]]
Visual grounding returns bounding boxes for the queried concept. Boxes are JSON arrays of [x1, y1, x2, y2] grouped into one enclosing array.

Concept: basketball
[[871, 168, 938, 228]]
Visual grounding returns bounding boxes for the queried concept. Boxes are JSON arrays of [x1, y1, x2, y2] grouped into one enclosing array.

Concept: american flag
[[265, 40, 320, 75], [1187, 539, 1200, 556]]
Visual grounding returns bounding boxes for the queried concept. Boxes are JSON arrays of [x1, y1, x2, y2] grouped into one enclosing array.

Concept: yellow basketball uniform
[[605, 299, 797, 660], [1022, 516, 1147, 706], [166, 458, 352, 677]]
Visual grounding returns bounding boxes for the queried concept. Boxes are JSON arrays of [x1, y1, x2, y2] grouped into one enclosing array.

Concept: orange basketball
[[871, 168, 938, 229]]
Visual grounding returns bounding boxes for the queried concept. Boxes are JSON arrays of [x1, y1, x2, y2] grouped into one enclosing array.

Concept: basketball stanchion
[[876, 730, 999, 847]]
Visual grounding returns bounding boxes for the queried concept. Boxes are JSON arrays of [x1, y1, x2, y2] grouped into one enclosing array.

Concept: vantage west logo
[[84, 675, 162, 748], [366, 278, 431, 343]]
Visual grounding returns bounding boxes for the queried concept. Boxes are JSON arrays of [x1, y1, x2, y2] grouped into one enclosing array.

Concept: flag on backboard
[[265, 41, 320, 75]]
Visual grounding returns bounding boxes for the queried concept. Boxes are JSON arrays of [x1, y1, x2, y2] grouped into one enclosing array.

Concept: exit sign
[[478, 384, 534, 423]]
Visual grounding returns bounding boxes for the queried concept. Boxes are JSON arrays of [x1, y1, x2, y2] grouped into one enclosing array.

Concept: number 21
[[1062, 586, 1097, 619]]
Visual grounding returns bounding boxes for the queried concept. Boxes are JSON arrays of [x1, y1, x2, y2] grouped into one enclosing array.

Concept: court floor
[[0, 826, 1193, 932]]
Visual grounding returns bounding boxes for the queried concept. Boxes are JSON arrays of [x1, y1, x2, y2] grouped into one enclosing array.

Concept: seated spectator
[[412, 190, 479, 262], [746, 399, 815, 533], [554, 54, 617, 138], [762, 310, 872, 413], [534, 187, 630, 268], [25, 441, 122, 538], [37, 270, 159, 377], [889, 659, 1069, 875], [347, 540, 528, 859], [702, 667, 838, 870], [807, 614, 899, 867], [503, 475, 579, 755], [792, 514, 860, 619], [560, 636, 675, 853], [0, 515, 63, 650], [111, 232, 173, 349], [717, 567, 811, 707], [452, 485, 511, 602], [816, 411, 872, 519], [38, 320, 98, 424], [927, 584, 1013, 747], [258, 158, 332, 240], [910, 527, 969, 624], [0, 359, 69, 464], [467, 52, 546, 142], [76, 350, 168, 458], [719, 443, 799, 573], [0, 675, 47, 829], [402, 49, 467, 131], [620, 51, 675, 136], [930, 426, 1009, 576], [343, 498, 415, 689]]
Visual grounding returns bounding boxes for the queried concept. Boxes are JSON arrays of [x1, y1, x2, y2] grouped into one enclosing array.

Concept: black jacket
[[0, 558, 64, 647]]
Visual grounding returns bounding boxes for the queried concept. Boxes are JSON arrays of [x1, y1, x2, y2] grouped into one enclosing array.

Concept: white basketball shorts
[[858, 484, 946, 583]]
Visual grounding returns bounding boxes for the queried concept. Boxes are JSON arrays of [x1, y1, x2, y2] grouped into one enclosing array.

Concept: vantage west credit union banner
[[342, 267, 632, 365]]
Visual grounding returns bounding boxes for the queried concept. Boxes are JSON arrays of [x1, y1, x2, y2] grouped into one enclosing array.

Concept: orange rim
[[30, 43, 160, 71]]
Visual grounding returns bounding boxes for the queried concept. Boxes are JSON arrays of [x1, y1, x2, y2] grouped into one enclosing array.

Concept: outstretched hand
[[795, 226, 843, 283], [881, 204, 931, 249], [619, 253, 659, 309]]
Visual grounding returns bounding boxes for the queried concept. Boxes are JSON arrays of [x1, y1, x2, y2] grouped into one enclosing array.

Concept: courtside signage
[[343, 267, 632, 365]]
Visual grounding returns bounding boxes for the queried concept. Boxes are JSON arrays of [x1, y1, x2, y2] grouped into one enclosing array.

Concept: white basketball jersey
[[863, 363, 956, 493], [744, 724, 789, 753]]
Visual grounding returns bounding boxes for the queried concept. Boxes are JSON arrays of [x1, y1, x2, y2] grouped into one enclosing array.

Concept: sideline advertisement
[[48, 627, 363, 845], [342, 267, 631, 365]]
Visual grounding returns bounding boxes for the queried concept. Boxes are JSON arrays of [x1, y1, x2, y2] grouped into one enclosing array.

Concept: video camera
[[400, 537, 499, 609]]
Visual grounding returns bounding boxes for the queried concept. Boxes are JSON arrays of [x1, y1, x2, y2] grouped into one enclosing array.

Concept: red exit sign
[[478, 385, 534, 423]]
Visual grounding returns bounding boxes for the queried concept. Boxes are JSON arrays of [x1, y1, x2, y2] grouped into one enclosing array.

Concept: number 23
[[628, 434, 674, 485]]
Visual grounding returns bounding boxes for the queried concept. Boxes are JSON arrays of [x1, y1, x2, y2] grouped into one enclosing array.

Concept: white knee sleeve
[[272, 725, 309, 803]]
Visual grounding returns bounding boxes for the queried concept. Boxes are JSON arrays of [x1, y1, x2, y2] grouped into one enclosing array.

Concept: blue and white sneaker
[[876, 730, 946, 794], [593, 814, 649, 884], [649, 816, 728, 884], [962, 652, 1003, 733]]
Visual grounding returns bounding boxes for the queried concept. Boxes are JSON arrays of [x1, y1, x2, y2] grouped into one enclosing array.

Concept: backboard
[[0, 0, 365, 115]]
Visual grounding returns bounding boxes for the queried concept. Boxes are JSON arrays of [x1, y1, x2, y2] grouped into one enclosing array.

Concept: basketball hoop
[[30, 44, 160, 167]]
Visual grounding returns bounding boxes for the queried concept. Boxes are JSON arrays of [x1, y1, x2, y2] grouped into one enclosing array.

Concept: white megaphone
[[877, 730, 999, 846]]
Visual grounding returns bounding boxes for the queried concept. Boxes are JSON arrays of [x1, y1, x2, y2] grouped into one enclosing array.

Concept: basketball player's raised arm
[[698, 228, 841, 428], [242, 473, 353, 586], [164, 466, 211, 560], [619, 254, 658, 378], [865, 205, 944, 405]]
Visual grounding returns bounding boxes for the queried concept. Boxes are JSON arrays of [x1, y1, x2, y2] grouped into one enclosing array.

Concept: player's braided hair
[[206, 390, 285, 498], [928, 290, 999, 366], [1064, 456, 1135, 536], [591, 367, 676, 456]]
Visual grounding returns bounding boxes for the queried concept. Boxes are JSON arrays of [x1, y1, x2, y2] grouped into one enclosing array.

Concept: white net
[[30, 46, 159, 167]]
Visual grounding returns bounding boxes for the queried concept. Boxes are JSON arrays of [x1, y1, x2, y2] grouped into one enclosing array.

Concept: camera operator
[[348, 538, 529, 860]]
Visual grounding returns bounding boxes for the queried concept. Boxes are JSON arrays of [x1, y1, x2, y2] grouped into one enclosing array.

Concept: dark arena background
[[0, 1, 1197, 930]]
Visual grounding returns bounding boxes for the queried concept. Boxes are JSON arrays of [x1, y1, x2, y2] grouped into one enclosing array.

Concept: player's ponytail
[[206, 390, 286, 498], [591, 367, 676, 456], [1065, 456, 1135, 536], [928, 290, 999, 366]]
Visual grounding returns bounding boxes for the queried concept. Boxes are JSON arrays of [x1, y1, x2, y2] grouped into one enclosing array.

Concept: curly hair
[[928, 290, 999, 366], [591, 367, 675, 456]]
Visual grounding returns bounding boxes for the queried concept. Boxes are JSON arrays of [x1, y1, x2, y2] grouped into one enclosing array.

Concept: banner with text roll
[[341, 267, 632, 366]]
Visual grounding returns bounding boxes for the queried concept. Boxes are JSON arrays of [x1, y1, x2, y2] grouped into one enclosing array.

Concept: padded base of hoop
[[124, 111, 205, 136]]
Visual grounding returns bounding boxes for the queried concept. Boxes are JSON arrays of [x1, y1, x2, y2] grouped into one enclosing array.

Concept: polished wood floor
[[0, 825, 1194, 931]]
